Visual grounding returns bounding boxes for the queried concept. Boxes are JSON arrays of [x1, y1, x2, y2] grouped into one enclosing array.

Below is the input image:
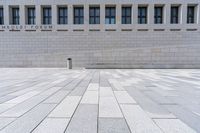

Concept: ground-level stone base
[[0, 30, 200, 68], [0, 69, 199, 133]]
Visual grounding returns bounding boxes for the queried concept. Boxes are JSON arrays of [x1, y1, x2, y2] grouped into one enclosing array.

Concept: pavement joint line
[[0, 72, 87, 131], [63, 70, 96, 133]]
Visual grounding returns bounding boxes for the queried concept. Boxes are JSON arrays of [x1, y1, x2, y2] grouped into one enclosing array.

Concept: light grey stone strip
[[99, 118, 131, 133], [121, 104, 163, 133], [0, 104, 56, 133], [65, 104, 98, 133]]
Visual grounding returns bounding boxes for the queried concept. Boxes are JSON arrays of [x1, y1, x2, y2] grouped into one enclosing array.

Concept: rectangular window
[[74, 7, 84, 24], [43, 7, 51, 25], [122, 6, 132, 24], [27, 7, 35, 25], [105, 7, 116, 24], [89, 6, 100, 24], [0, 8, 3, 25], [12, 8, 20, 25], [58, 7, 68, 24], [138, 7, 147, 24], [187, 6, 195, 24], [154, 6, 163, 24], [171, 6, 179, 24]]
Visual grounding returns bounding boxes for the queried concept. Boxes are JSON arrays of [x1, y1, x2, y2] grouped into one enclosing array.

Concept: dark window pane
[[105, 7, 116, 24], [0, 8, 3, 25], [28, 8, 35, 25], [138, 7, 147, 24], [74, 7, 84, 24], [89, 7, 100, 24], [187, 6, 195, 23], [43, 7, 51, 24], [122, 7, 132, 24], [12, 8, 20, 25], [171, 6, 179, 24], [111, 8, 115, 16], [154, 7, 163, 24], [58, 7, 67, 24]]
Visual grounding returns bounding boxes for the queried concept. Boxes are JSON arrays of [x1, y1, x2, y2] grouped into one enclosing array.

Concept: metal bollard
[[67, 58, 72, 69]]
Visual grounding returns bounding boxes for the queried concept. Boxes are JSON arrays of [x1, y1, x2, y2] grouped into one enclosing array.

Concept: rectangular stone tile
[[121, 105, 163, 133], [109, 79, 125, 91], [0, 104, 56, 133], [164, 105, 200, 132], [143, 91, 176, 105], [0, 91, 55, 117], [5, 91, 40, 104], [81, 91, 98, 104], [32, 118, 70, 133], [0, 118, 16, 130], [65, 104, 98, 133], [114, 91, 137, 104], [0, 104, 16, 114], [126, 87, 176, 119], [39, 87, 62, 96], [100, 87, 114, 97], [43, 90, 69, 104], [99, 118, 131, 133], [8, 88, 35, 96], [69, 86, 87, 96], [99, 97, 123, 118], [0, 95, 17, 104], [154, 119, 197, 133], [87, 83, 99, 91], [48, 96, 81, 118]]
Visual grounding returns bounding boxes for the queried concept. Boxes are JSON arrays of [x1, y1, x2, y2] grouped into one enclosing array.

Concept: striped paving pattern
[[0, 68, 199, 133]]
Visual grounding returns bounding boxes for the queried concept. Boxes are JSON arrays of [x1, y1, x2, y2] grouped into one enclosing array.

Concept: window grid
[[27, 7, 35, 25], [74, 7, 84, 24], [138, 7, 147, 24], [0, 4, 199, 26], [0, 8, 3, 25], [105, 7, 116, 24], [12, 8, 20, 25], [171, 6, 179, 24], [154, 6, 163, 24], [58, 7, 68, 24], [43, 7, 51, 25], [122, 6, 132, 24], [89, 7, 100, 24], [187, 6, 195, 24]]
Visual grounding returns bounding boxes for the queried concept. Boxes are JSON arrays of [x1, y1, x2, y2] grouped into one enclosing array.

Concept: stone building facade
[[0, 0, 200, 68]]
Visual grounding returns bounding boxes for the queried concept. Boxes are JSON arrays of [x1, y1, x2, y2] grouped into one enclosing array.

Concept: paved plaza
[[0, 68, 200, 133]]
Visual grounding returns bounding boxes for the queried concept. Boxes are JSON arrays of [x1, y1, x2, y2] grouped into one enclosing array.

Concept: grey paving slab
[[99, 118, 131, 133], [87, 83, 99, 91], [0, 118, 16, 130], [126, 87, 176, 119], [143, 91, 176, 105], [0, 104, 56, 133], [81, 91, 99, 104], [0, 104, 16, 114], [154, 119, 197, 133], [99, 97, 123, 118], [5, 91, 40, 104], [65, 104, 98, 133], [114, 91, 137, 104], [164, 105, 200, 132], [121, 105, 163, 133], [0, 95, 17, 104], [69, 86, 88, 96], [0, 90, 56, 117], [32, 118, 70, 133], [0, 69, 200, 133], [48, 96, 81, 118], [43, 90, 70, 104]]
